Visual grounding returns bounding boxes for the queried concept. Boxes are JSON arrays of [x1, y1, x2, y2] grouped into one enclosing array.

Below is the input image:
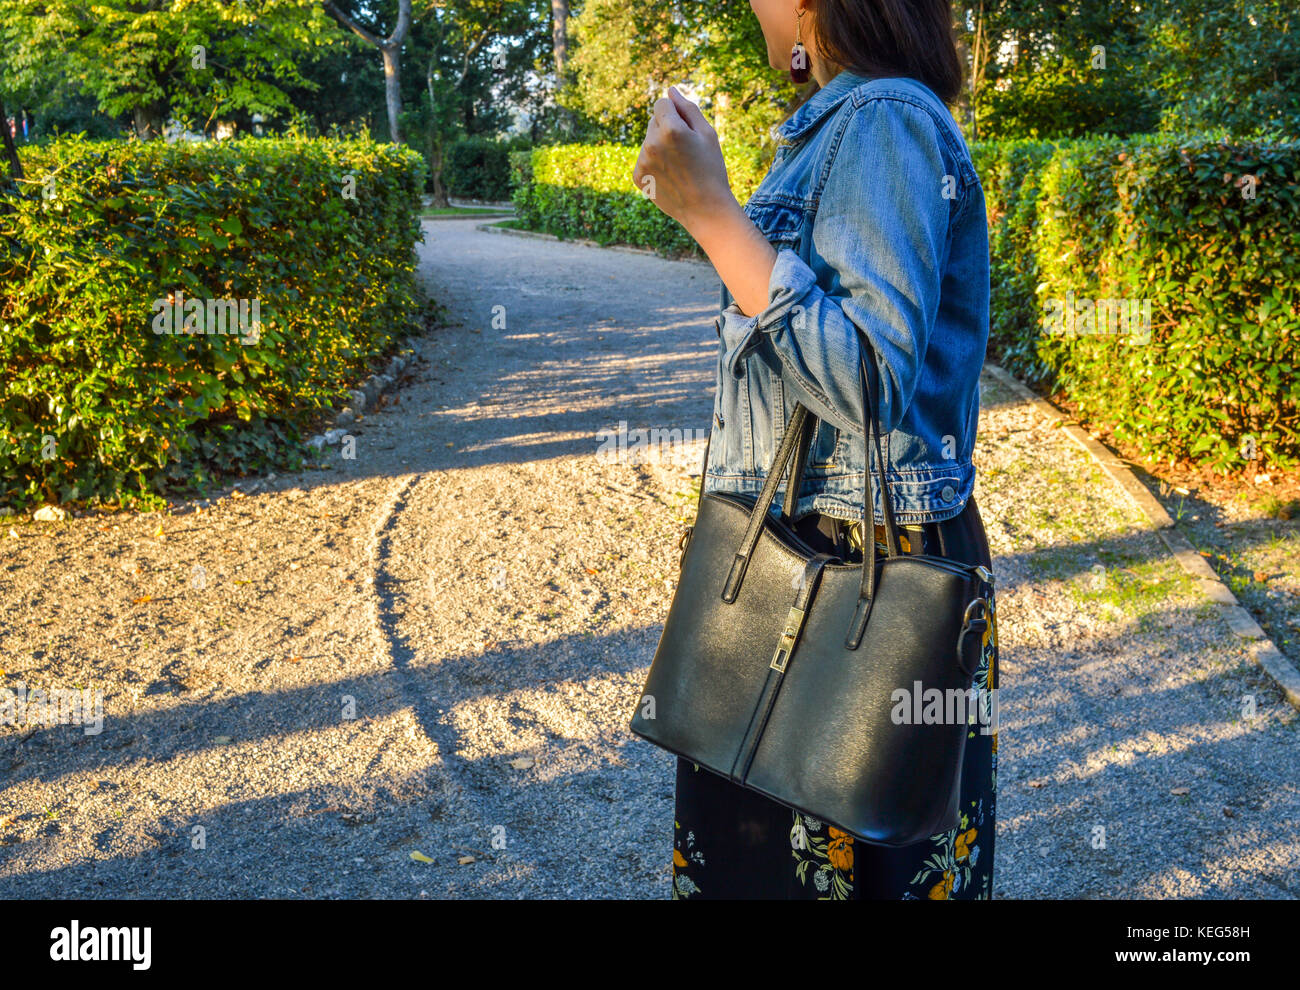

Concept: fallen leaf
[[409, 851, 434, 863], [1252, 571, 1268, 583], [457, 855, 476, 865], [132, 595, 153, 605], [509, 757, 535, 770], [1170, 786, 1190, 796], [1027, 780, 1044, 788], [286, 655, 302, 664], [154, 523, 164, 538], [213, 735, 232, 744]]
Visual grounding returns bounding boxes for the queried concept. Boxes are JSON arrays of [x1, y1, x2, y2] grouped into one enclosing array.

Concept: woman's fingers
[[667, 87, 711, 133], [652, 97, 688, 137]]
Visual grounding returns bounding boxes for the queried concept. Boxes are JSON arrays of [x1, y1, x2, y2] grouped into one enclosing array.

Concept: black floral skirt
[[670, 495, 999, 900]]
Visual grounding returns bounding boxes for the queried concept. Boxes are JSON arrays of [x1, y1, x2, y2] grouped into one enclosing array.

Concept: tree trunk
[[326, 0, 412, 145], [133, 105, 165, 140], [426, 56, 450, 208], [0, 97, 23, 183], [551, 0, 569, 86], [425, 130, 450, 208], [381, 42, 403, 143]]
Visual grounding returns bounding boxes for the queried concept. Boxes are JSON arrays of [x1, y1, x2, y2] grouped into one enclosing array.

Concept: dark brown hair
[[807, 0, 963, 105]]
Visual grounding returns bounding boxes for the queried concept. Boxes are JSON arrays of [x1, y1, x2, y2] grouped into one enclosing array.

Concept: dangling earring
[[790, 8, 811, 84]]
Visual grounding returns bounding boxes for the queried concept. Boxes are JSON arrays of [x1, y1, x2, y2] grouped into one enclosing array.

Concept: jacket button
[[941, 484, 956, 502]]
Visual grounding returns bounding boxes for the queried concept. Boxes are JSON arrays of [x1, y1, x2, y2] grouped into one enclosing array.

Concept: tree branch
[[324, 2, 382, 48]]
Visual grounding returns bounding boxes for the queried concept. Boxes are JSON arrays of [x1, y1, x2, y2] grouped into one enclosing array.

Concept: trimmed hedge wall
[[513, 137, 1300, 472], [0, 135, 427, 507], [443, 137, 519, 202], [511, 143, 768, 257], [972, 135, 1299, 472]]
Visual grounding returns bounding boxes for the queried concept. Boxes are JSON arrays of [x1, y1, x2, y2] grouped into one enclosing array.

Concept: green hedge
[[443, 137, 520, 202], [972, 135, 1299, 472], [511, 143, 768, 257], [514, 137, 1299, 472], [0, 135, 427, 508]]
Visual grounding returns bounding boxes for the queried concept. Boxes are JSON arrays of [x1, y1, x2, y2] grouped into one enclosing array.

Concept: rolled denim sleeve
[[726, 98, 956, 439]]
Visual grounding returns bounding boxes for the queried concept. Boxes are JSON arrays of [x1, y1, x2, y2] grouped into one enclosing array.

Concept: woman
[[632, 0, 999, 899]]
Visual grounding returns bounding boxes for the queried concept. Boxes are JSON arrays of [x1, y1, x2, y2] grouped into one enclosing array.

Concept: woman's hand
[[632, 88, 737, 236], [632, 87, 778, 318]]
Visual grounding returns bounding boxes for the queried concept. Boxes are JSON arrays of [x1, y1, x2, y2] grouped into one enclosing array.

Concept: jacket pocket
[[809, 419, 841, 468]]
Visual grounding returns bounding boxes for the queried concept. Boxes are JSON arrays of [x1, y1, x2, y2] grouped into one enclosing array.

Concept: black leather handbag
[[629, 344, 994, 847]]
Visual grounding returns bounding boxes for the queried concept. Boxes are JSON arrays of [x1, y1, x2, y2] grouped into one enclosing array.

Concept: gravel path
[[1, 217, 1295, 899]]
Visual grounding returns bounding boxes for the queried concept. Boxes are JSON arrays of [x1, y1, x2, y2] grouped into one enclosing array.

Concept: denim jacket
[[703, 70, 990, 526]]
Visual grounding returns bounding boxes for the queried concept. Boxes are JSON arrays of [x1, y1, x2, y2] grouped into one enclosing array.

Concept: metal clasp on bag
[[770, 605, 805, 673], [956, 596, 989, 674], [677, 525, 693, 570]]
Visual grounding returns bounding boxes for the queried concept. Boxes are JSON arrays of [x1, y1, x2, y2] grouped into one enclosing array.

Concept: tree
[[562, 0, 797, 149], [324, 0, 413, 143], [551, 0, 569, 87], [407, 0, 548, 203], [951, 0, 1157, 141], [0, 0, 337, 139], [1143, 0, 1300, 138]]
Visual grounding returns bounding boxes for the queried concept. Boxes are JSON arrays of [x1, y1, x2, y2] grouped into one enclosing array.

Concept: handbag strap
[[715, 334, 901, 640], [844, 347, 902, 649], [720, 401, 819, 602]]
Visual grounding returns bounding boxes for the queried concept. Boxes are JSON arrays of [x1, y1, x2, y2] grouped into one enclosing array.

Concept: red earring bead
[[790, 42, 810, 84]]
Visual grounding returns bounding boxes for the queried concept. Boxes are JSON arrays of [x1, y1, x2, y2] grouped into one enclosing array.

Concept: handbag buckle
[[770, 605, 805, 673], [956, 597, 989, 675], [677, 525, 693, 569]]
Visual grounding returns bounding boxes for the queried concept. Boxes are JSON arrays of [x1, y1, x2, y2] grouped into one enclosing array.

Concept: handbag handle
[[715, 337, 902, 651]]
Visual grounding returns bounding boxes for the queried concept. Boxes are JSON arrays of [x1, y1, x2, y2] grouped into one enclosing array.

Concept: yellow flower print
[[928, 870, 955, 899], [954, 828, 977, 863], [673, 848, 687, 869], [827, 827, 854, 872]]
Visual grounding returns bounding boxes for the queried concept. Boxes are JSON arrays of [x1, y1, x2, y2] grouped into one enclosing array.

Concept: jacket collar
[[775, 70, 871, 142]]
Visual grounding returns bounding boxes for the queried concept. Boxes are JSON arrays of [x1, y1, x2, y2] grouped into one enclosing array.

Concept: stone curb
[[307, 342, 424, 445], [983, 360, 1300, 709]]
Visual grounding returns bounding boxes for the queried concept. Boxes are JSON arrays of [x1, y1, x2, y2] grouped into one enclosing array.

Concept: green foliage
[[1143, 0, 1300, 139], [0, 135, 427, 508], [961, 0, 1157, 140], [973, 134, 1300, 472], [444, 136, 528, 201], [0, 0, 338, 138], [510, 142, 768, 256], [562, 0, 798, 151]]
